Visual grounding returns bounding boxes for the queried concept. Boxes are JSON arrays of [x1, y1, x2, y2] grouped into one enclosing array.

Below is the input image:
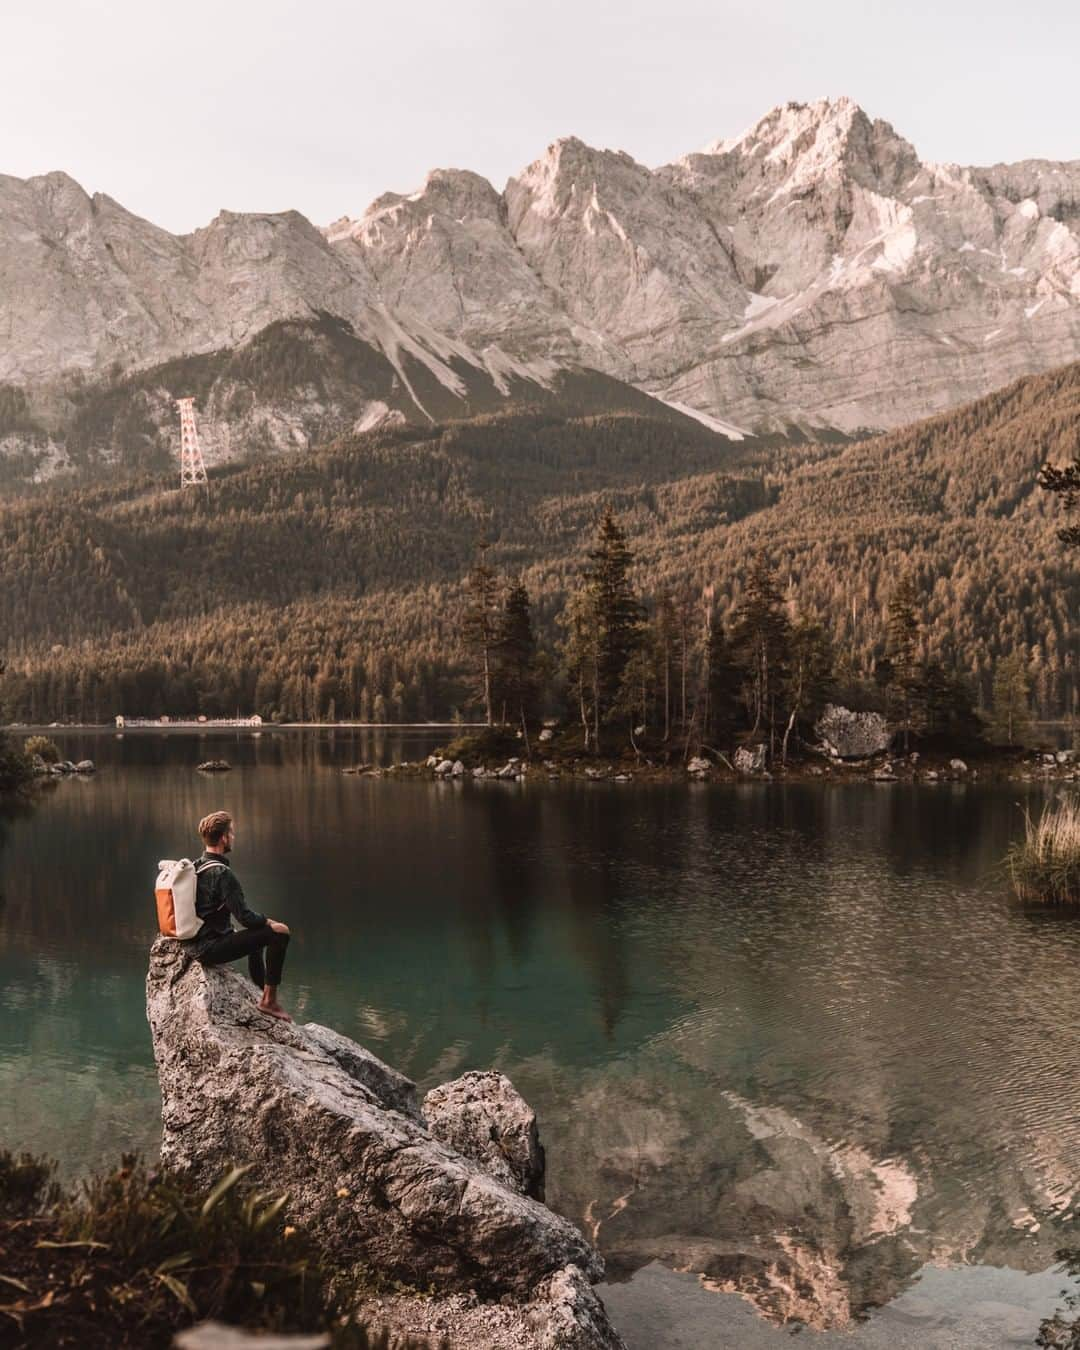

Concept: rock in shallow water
[[424, 1070, 546, 1201], [146, 939, 622, 1347]]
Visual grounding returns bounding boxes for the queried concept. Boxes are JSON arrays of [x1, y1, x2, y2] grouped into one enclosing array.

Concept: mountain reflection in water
[[2, 729, 1080, 1337]]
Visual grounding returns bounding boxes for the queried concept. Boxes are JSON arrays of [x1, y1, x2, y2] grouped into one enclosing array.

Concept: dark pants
[[198, 925, 289, 988]]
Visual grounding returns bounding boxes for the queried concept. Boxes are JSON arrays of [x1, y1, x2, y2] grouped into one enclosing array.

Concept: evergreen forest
[[4, 358, 1080, 742]]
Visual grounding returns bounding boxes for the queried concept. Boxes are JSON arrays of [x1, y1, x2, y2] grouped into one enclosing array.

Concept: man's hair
[[198, 810, 233, 846]]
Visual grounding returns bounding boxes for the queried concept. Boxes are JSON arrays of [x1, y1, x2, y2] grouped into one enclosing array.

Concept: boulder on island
[[814, 704, 891, 760], [146, 940, 623, 1348], [734, 744, 767, 774]]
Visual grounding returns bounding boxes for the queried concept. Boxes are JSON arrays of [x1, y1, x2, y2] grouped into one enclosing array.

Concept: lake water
[[3, 728, 1080, 1346]]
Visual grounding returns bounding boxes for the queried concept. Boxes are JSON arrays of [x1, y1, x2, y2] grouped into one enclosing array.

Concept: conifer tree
[[653, 588, 677, 740], [559, 589, 600, 750], [886, 572, 922, 749], [461, 541, 500, 726], [704, 615, 743, 751], [732, 552, 791, 740], [781, 618, 834, 764], [493, 581, 539, 751], [990, 651, 1031, 744], [584, 511, 644, 746]]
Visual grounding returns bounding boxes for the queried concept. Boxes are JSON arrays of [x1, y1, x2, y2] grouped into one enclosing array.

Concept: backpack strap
[[194, 858, 229, 915]]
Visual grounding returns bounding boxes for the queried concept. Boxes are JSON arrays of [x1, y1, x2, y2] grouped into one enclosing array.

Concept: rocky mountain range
[[2, 96, 1080, 479]]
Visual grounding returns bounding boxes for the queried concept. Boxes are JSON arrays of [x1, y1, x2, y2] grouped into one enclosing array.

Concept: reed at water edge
[[1007, 797, 1080, 903]]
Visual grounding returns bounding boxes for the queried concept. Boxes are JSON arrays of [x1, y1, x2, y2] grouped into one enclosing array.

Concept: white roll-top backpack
[[155, 857, 226, 939]]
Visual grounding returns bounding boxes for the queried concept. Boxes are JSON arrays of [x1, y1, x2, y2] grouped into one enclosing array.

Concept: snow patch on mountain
[[646, 396, 748, 441]]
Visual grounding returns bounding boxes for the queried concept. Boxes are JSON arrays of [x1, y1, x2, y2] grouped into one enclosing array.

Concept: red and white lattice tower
[[176, 397, 209, 489]]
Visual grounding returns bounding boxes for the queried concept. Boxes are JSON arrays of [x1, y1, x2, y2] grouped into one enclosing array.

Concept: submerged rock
[[146, 941, 621, 1346]]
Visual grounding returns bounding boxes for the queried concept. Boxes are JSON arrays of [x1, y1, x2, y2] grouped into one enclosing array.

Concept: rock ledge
[[147, 939, 622, 1348]]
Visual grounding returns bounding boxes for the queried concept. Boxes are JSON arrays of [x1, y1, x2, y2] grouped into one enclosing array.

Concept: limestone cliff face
[[144, 939, 624, 1349], [4, 97, 1080, 445]]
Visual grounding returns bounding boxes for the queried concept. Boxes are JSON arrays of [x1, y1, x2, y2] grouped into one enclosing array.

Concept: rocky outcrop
[[5, 96, 1080, 467], [146, 939, 623, 1348], [424, 1071, 546, 1201], [353, 1264, 623, 1350], [814, 705, 892, 759]]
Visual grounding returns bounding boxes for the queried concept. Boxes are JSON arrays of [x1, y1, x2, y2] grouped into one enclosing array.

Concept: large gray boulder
[[814, 704, 891, 760], [424, 1071, 546, 1201], [146, 940, 622, 1346], [734, 743, 767, 774]]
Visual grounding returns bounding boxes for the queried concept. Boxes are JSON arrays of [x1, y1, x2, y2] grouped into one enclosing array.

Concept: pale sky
[[5, 0, 1079, 234]]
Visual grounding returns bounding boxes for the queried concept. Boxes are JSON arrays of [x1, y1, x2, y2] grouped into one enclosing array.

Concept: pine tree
[[559, 589, 600, 750], [781, 618, 834, 764], [493, 581, 539, 752], [704, 616, 743, 751], [732, 552, 791, 743], [653, 588, 677, 741], [990, 651, 1031, 744], [886, 572, 921, 750], [584, 511, 644, 746], [461, 541, 500, 726]]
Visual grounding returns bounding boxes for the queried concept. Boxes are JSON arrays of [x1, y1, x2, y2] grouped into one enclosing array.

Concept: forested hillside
[[3, 361, 1080, 725]]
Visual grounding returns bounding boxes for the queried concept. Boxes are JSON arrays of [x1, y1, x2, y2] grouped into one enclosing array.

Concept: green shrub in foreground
[[0, 1152, 444, 1348]]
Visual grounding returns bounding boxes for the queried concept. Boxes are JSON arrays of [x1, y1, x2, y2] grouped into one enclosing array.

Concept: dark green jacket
[[194, 852, 266, 939]]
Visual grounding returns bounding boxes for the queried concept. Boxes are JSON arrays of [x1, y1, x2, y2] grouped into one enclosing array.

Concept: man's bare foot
[[257, 999, 292, 1022]]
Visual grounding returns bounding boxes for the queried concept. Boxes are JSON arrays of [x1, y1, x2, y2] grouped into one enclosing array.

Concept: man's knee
[[269, 927, 290, 944]]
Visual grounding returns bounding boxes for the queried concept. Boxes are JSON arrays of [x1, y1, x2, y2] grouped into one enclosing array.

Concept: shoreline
[[15, 724, 1080, 786], [7, 721, 484, 732], [350, 747, 1078, 787]]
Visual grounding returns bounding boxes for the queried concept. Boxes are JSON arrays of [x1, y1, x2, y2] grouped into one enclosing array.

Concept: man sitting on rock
[[192, 810, 293, 1022]]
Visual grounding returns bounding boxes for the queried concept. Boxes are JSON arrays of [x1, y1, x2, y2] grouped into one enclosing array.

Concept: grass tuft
[[1006, 798, 1080, 904], [0, 1149, 61, 1216]]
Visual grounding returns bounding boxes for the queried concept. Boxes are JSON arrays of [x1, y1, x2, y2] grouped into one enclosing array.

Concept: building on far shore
[[114, 715, 263, 729]]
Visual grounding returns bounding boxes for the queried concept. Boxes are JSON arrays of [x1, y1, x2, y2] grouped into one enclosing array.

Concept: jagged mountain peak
[[3, 99, 1080, 451], [371, 167, 501, 221], [21, 168, 90, 199], [507, 136, 649, 214], [697, 96, 919, 197], [325, 167, 504, 247], [0, 169, 94, 232], [706, 96, 866, 155]]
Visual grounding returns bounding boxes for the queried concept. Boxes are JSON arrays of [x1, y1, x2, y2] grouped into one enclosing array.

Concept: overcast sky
[[5, 0, 1078, 234]]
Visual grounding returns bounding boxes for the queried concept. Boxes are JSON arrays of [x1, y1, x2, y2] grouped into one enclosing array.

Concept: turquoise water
[[3, 729, 1080, 1343]]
